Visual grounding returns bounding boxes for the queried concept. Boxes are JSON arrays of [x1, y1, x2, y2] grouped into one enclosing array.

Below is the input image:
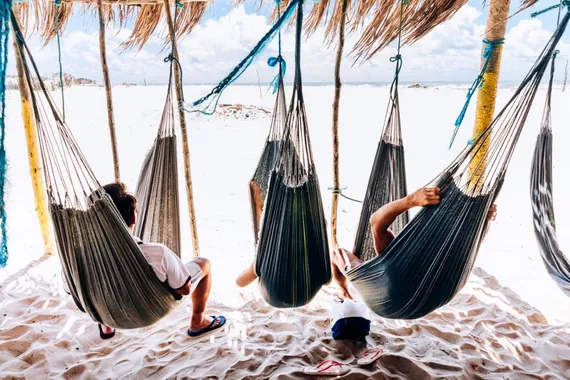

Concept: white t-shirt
[[133, 237, 192, 290], [62, 237, 193, 293]]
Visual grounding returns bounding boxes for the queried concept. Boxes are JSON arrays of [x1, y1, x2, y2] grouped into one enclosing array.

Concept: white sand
[[1, 84, 570, 378]]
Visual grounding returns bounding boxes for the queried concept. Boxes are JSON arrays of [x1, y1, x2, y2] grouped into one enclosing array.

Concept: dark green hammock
[[353, 61, 408, 263], [11, 11, 181, 329], [255, 2, 331, 308], [249, 70, 287, 244], [134, 65, 181, 256], [530, 53, 570, 297], [346, 12, 570, 319]]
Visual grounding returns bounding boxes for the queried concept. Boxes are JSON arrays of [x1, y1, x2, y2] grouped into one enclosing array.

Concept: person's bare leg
[[236, 262, 258, 288], [189, 257, 222, 330], [331, 248, 363, 299], [250, 182, 264, 238]]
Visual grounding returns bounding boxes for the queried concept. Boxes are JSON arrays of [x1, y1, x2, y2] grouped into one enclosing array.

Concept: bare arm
[[370, 187, 441, 255]]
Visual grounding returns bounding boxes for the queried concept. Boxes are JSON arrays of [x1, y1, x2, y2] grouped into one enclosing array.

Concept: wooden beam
[[163, 0, 200, 257], [97, 0, 121, 181], [468, 0, 511, 186], [330, 0, 348, 249], [12, 10, 54, 256]]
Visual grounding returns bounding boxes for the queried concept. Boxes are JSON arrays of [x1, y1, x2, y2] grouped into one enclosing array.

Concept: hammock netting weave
[[346, 11, 570, 319], [134, 65, 181, 256], [530, 54, 570, 297], [11, 12, 181, 329], [249, 70, 287, 244], [353, 63, 408, 263], [255, 2, 331, 308]]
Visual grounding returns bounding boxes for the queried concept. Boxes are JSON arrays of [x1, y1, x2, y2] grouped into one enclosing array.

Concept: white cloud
[[6, 5, 569, 85]]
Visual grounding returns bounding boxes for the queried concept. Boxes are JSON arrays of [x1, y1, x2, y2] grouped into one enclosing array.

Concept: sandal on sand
[[357, 348, 383, 366], [98, 324, 116, 340], [187, 315, 226, 337], [303, 360, 350, 376]]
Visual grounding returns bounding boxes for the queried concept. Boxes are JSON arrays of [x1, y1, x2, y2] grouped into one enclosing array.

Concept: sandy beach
[[2, 83, 570, 379]]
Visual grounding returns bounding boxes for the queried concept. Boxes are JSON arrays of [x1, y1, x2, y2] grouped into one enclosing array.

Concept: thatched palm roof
[[246, 0, 547, 61], [16, 0, 210, 50], [18, 0, 546, 56]]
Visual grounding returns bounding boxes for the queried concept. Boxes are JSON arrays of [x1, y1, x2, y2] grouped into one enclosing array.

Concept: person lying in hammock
[[331, 187, 498, 299], [62, 182, 226, 339], [235, 186, 497, 292]]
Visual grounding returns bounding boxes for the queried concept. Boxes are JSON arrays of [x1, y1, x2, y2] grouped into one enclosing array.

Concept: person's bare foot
[[236, 262, 258, 288], [101, 325, 115, 335], [406, 187, 441, 208]]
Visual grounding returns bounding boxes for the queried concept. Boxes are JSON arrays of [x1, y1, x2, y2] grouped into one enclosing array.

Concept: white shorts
[[185, 261, 203, 293]]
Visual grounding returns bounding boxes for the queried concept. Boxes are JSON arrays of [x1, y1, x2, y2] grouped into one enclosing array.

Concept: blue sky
[[8, 0, 570, 84]]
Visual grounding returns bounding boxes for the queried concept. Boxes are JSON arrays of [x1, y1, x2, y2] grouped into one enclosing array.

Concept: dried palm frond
[[120, 4, 163, 49], [15, 0, 209, 50], [40, 2, 74, 45], [352, 0, 469, 61], [119, 2, 206, 50]]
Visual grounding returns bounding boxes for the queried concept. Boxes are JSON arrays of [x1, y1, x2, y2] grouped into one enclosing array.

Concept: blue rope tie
[[0, 0, 12, 267], [54, 0, 66, 121], [267, 0, 286, 94], [176, 0, 184, 8], [164, 53, 186, 108], [531, 0, 569, 17], [449, 38, 505, 149], [267, 55, 286, 94], [184, 0, 301, 115]]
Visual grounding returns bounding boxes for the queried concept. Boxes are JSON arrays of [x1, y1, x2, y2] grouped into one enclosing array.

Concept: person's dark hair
[[103, 182, 137, 227]]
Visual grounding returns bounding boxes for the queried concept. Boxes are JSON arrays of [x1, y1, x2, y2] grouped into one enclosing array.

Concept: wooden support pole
[[97, 0, 120, 181], [163, 0, 200, 257], [468, 0, 511, 183], [330, 0, 349, 249], [12, 12, 54, 255]]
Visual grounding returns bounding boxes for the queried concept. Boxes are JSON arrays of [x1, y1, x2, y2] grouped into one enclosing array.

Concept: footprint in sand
[[0, 340, 31, 357], [63, 364, 87, 380], [0, 324, 31, 340]]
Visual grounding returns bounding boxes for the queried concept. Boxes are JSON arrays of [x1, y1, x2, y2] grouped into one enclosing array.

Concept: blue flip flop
[[187, 315, 226, 337]]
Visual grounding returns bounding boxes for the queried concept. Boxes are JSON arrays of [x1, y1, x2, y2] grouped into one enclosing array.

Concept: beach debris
[[194, 104, 272, 121], [408, 83, 428, 89]]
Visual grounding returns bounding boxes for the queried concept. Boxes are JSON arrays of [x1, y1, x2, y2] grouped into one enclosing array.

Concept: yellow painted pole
[[468, 0, 511, 182], [12, 11, 54, 255], [163, 0, 200, 257]]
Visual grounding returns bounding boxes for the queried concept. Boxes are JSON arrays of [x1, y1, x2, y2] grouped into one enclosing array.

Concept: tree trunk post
[[163, 0, 200, 257]]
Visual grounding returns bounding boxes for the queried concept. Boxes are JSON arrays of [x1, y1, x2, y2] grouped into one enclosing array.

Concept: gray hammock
[[134, 66, 181, 256], [352, 61, 408, 263], [530, 54, 570, 297], [346, 12, 570, 319], [11, 12, 181, 329], [249, 70, 287, 244], [255, 2, 331, 308]]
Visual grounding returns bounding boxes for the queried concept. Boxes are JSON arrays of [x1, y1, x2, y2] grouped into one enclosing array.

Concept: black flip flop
[[98, 324, 116, 340], [187, 315, 226, 337]]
